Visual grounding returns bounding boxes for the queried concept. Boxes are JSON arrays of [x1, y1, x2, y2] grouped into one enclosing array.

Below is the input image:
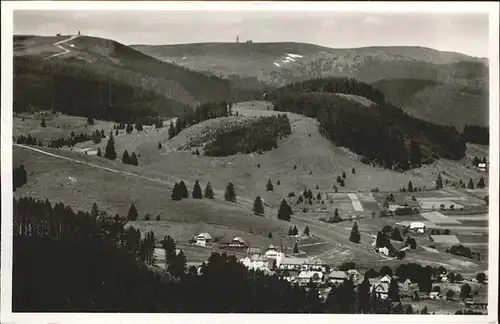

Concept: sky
[[13, 10, 490, 58]]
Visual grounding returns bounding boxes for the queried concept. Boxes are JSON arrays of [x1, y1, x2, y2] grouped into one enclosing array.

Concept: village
[[150, 227, 488, 314]]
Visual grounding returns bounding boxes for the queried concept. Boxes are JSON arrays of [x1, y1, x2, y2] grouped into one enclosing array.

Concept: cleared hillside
[[13, 35, 234, 120]]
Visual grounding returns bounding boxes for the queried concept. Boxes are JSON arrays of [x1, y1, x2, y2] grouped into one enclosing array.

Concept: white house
[[298, 271, 323, 285], [240, 254, 269, 272], [376, 247, 390, 256], [229, 237, 246, 247], [347, 269, 359, 282], [429, 292, 441, 300], [478, 163, 487, 172], [264, 245, 285, 264], [195, 232, 213, 246], [409, 222, 426, 234]]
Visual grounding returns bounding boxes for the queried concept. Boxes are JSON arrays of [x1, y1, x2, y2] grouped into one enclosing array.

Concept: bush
[[288, 192, 296, 197], [339, 262, 356, 271]]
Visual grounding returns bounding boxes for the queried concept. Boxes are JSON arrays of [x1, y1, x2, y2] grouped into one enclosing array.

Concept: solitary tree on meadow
[[467, 178, 475, 189], [96, 147, 102, 157], [158, 142, 162, 150], [224, 182, 237, 202], [179, 181, 189, 199], [127, 203, 138, 221], [277, 199, 293, 221], [266, 179, 274, 191], [171, 182, 182, 201], [104, 134, 117, 160], [122, 150, 130, 164], [192, 180, 203, 199], [304, 225, 310, 236], [349, 221, 361, 243], [477, 177, 485, 189], [204, 182, 215, 199], [253, 196, 264, 216], [130, 152, 139, 166], [436, 173, 443, 189]]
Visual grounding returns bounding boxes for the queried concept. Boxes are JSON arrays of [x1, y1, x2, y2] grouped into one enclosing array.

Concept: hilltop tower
[[236, 35, 239, 43]]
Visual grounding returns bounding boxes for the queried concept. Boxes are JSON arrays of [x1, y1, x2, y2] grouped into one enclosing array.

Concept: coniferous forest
[[270, 77, 466, 171]]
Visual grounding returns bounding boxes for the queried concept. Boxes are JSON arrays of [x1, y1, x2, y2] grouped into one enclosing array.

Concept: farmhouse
[[376, 247, 389, 256], [229, 237, 246, 248], [195, 232, 213, 246], [298, 271, 324, 285], [347, 269, 359, 282], [239, 254, 270, 272], [328, 271, 347, 284], [478, 162, 487, 172], [371, 282, 389, 300], [409, 222, 425, 234]]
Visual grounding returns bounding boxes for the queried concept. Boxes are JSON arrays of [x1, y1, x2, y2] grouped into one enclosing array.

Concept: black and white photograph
[[1, 1, 499, 323]]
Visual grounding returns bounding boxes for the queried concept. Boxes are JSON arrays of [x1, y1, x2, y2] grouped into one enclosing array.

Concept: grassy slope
[[13, 101, 488, 274]]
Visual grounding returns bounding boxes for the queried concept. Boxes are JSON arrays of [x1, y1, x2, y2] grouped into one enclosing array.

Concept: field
[[12, 101, 489, 275]]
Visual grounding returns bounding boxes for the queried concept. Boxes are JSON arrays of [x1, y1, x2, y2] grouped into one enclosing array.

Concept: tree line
[[168, 101, 232, 138]]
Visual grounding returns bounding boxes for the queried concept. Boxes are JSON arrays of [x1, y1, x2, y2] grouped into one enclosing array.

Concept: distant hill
[[14, 35, 234, 121], [133, 42, 489, 128]]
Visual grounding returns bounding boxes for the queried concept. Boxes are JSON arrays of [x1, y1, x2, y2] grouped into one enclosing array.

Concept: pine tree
[[158, 142, 162, 149], [127, 203, 138, 221], [87, 116, 94, 125], [90, 202, 99, 218], [130, 152, 139, 166], [277, 199, 293, 221], [482, 156, 487, 164], [122, 150, 130, 164], [316, 192, 321, 200], [342, 171, 346, 179], [40, 118, 46, 127], [96, 147, 102, 157], [171, 183, 181, 201], [352, 167, 356, 174], [472, 156, 479, 166], [104, 134, 117, 160], [292, 226, 298, 236], [253, 196, 264, 215], [179, 181, 189, 198], [100, 129, 105, 138], [408, 181, 414, 192], [204, 182, 215, 199], [266, 179, 274, 191], [477, 177, 485, 189], [332, 208, 342, 222], [293, 242, 299, 253], [192, 180, 203, 199], [388, 279, 400, 301], [435, 173, 443, 189], [304, 225, 310, 236], [168, 121, 176, 139], [268, 232, 272, 239], [115, 128, 119, 136], [467, 178, 474, 189], [135, 121, 143, 132], [126, 124, 133, 134], [391, 227, 403, 242], [349, 221, 361, 243], [224, 182, 237, 202], [288, 226, 294, 236]]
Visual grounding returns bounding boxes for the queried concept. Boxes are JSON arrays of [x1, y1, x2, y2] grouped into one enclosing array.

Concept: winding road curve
[[44, 34, 80, 60]]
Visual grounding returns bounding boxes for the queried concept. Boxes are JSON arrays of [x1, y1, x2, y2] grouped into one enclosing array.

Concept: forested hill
[[14, 35, 235, 121], [270, 77, 466, 171]]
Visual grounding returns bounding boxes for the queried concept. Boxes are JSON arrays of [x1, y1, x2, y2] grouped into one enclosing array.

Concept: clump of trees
[[277, 199, 293, 221], [122, 150, 139, 166], [204, 115, 291, 156]]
